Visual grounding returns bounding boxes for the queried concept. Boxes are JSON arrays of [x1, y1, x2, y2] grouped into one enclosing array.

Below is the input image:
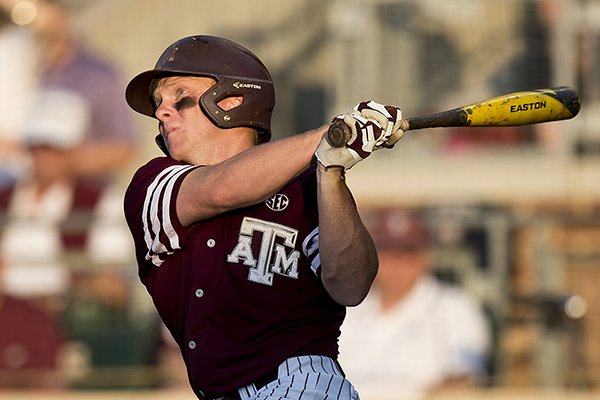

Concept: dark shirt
[[42, 45, 134, 146]]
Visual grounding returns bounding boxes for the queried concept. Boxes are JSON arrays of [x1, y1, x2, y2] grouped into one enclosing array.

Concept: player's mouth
[[158, 122, 179, 138]]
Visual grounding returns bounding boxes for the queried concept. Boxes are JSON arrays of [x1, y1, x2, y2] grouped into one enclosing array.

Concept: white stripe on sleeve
[[142, 164, 196, 266]]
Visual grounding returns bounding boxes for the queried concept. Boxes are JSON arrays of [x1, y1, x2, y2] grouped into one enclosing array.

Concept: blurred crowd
[[340, 208, 492, 399], [0, 0, 164, 391]]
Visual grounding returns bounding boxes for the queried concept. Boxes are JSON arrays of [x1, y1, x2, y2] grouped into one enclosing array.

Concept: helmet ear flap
[[199, 77, 274, 142], [155, 134, 170, 156], [199, 81, 230, 128]]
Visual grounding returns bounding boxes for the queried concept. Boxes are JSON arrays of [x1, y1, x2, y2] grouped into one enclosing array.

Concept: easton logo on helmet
[[233, 81, 262, 90]]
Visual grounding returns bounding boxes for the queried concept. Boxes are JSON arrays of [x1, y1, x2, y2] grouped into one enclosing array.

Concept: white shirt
[[0, 25, 38, 139], [0, 181, 133, 298], [339, 276, 491, 400], [0, 26, 39, 181], [1, 181, 72, 297]]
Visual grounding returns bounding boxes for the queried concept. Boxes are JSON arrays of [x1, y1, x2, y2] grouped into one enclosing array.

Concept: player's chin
[[164, 138, 181, 158], [165, 143, 184, 161]]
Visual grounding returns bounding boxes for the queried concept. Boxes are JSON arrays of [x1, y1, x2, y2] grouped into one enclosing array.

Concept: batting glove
[[353, 101, 404, 149], [315, 101, 403, 170]]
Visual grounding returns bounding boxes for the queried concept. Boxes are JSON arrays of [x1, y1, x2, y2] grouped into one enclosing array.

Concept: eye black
[[175, 96, 198, 111]]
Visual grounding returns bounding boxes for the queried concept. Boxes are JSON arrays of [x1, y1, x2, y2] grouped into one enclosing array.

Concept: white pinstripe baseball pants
[[236, 355, 360, 400]]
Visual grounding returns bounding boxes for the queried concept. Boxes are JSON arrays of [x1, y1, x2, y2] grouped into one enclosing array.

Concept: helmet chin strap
[[155, 120, 170, 156], [155, 134, 170, 157]]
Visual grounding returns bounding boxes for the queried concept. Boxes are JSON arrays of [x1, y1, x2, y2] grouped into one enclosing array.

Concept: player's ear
[[217, 96, 244, 111]]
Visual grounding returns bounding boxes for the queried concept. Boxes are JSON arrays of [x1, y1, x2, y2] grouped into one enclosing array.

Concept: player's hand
[[315, 132, 361, 170], [315, 101, 403, 170], [351, 101, 404, 149]]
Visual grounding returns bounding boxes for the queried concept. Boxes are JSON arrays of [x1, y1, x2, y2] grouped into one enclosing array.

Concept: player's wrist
[[317, 161, 345, 180]]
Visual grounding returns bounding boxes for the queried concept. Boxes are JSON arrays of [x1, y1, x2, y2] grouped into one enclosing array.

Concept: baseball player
[[123, 35, 404, 400]]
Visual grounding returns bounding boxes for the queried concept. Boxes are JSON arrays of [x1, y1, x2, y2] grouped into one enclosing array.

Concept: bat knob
[[326, 120, 352, 148]]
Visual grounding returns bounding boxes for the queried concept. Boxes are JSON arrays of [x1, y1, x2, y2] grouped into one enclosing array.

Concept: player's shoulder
[[138, 156, 181, 172], [125, 157, 188, 201], [128, 157, 185, 184]]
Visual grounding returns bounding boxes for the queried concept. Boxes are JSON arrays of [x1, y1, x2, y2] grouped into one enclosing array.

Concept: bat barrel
[[463, 86, 582, 127]]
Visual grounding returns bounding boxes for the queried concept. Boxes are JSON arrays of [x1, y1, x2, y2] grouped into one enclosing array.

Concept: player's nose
[[155, 101, 175, 121]]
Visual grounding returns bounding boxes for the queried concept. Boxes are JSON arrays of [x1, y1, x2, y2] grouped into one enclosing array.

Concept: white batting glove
[[315, 101, 403, 170], [315, 132, 362, 170], [352, 101, 404, 149]]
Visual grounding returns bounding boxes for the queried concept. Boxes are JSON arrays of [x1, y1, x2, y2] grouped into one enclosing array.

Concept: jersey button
[[188, 340, 196, 349], [195, 288, 204, 298], [207, 239, 216, 247]]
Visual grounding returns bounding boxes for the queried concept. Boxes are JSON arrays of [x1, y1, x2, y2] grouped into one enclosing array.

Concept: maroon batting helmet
[[125, 35, 275, 144]]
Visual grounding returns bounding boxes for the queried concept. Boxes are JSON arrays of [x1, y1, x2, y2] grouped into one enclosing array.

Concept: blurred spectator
[[0, 0, 136, 185], [35, 0, 135, 183], [0, 87, 133, 307], [339, 208, 491, 400], [0, 88, 95, 312], [0, 87, 160, 388]]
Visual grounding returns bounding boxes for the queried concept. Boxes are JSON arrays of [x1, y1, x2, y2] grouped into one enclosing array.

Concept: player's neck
[[189, 129, 256, 165]]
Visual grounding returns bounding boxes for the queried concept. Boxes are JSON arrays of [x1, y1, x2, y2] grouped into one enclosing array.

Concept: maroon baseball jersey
[[124, 157, 345, 397]]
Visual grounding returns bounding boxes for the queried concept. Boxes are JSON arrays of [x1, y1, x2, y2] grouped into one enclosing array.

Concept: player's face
[[152, 76, 218, 163], [30, 145, 73, 182], [375, 247, 429, 297]]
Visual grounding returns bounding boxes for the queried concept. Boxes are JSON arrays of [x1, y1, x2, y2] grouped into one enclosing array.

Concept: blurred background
[[0, 0, 599, 399]]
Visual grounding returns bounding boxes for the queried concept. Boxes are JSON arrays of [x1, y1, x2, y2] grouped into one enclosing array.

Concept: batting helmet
[[125, 35, 275, 143]]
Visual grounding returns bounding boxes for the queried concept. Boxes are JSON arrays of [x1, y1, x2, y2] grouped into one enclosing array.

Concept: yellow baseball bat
[[327, 86, 581, 147]]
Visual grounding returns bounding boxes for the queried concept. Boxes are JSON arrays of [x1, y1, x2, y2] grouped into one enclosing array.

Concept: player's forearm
[[178, 125, 327, 225], [317, 164, 378, 306], [218, 125, 326, 200]]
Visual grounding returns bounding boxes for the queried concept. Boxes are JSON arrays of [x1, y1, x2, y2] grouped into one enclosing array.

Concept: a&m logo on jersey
[[265, 194, 289, 211], [227, 217, 299, 286]]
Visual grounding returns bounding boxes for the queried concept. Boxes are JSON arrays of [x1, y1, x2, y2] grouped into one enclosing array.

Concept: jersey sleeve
[[124, 157, 198, 267], [302, 227, 321, 276], [300, 162, 322, 277]]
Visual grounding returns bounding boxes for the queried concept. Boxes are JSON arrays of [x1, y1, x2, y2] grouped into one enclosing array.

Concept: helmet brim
[[125, 69, 166, 117], [126, 69, 218, 118]]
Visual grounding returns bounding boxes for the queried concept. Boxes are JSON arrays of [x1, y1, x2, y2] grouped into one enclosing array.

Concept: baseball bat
[[326, 86, 581, 147]]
